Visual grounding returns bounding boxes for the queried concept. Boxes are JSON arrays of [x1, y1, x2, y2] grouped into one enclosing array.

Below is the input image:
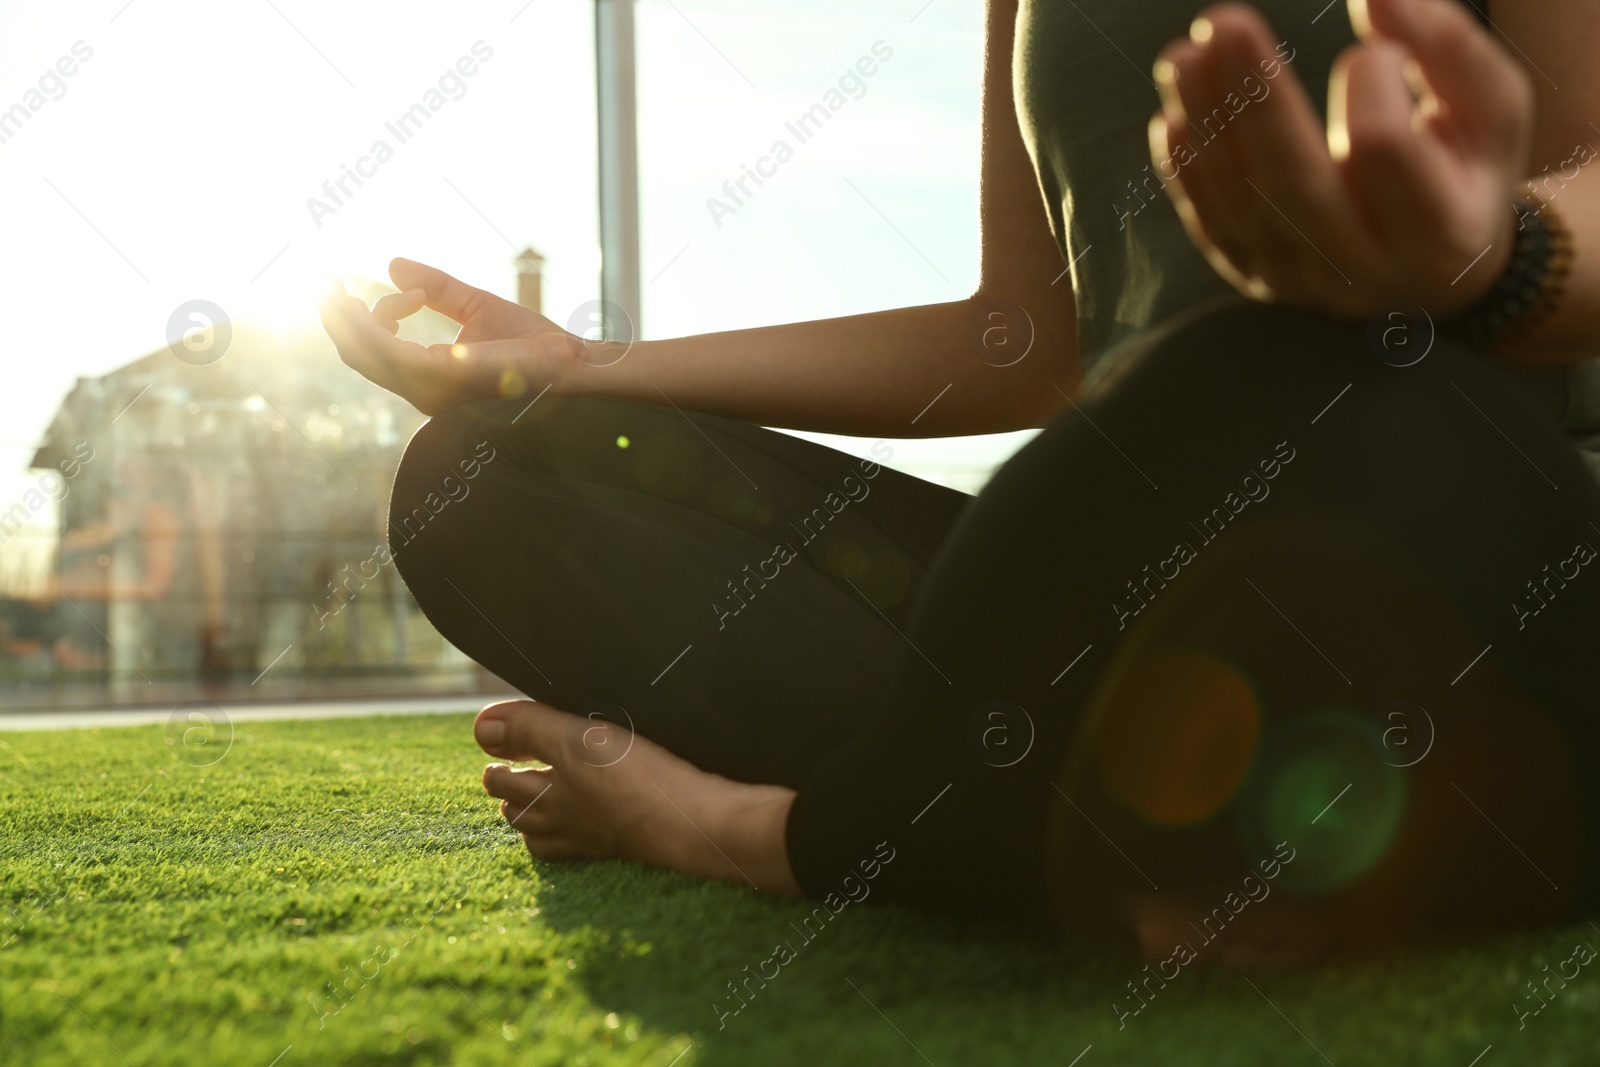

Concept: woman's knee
[[1061, 297, 1600, 656], [389, 399, 523, 580], [1084, 296, 1588, 495], [395, 397, 524, 493], [387, 393, 655, 588]]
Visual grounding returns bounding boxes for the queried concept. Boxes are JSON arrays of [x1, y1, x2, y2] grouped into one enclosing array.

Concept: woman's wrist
[[1439, 193, 1576, 354], [540, 335, 644, 401]]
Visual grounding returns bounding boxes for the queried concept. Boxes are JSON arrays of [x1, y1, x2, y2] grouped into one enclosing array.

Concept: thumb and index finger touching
[[1352, 0, 1532, 151], [389, 257, 503, 326], [317, 258, 500, 383]]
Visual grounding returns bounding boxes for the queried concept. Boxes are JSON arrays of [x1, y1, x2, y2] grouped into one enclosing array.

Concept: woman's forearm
[[557, 291, 1078, 438], [549, 0, 1077, 439]]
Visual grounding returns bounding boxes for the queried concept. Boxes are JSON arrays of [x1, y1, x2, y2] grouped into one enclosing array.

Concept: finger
[[1195, 5, 1333, 183], [323, 293, 449, 394], [390, 257, 501, 325], [1150, 110, 1266, 297], [1354, 0, 1532, 152], [1162, 28, 1284, 287], [318, 293, 408, 393], [1150, 41, 1233, 227], [475, 700, 571, 763], [1332, 41, 1454, 239], [1161, 36, 1260, 244], [371, 287, 427, 334], [1196, 11, 1375, 297], [1169, 17, 1255, 181], [1202, 6, 1364, 253]]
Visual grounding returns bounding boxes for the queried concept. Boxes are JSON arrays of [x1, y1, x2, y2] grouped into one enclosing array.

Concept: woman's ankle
[[670, 780, 800, 895]]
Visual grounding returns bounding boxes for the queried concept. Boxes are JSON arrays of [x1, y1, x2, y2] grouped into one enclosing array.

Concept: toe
[[485, 764, 558, 833], [475, 700, 570, 762], [521, 832, 599, 861], [482, 762, 553, 803], [500, 796, 556, 834]]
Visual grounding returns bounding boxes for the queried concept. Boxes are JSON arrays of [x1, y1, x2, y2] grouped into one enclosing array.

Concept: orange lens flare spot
[[1093, 650, 1260, 827]]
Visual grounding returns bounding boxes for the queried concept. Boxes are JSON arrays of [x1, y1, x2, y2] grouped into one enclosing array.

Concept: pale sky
[[0, 0, 1032, 523]]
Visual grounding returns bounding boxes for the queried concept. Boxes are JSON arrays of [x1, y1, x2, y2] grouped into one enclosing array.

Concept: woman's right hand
[[319, 257, 582, 416]]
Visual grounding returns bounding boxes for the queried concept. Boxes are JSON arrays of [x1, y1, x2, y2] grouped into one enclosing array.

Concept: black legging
[[389, 296, 1600, 935]]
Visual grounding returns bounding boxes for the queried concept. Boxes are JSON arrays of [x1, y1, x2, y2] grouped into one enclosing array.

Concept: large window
[[2, 0, 598, 706], [1, 0, 1031, 709], [634, 0, 1037, 489]]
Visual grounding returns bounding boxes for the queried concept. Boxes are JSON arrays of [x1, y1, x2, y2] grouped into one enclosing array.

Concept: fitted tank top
[[1011, 1, 1600, 475], [1013, 0, 1493, 367]]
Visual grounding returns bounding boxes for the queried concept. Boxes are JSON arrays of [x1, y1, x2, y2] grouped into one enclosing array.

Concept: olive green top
[[1012, 0, 1600, 471], [1013, 0, 1359, 371]]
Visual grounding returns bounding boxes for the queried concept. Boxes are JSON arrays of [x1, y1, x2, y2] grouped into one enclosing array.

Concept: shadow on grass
[[521, 850, 1600, 1066], [527, 854, 1153, 1065]]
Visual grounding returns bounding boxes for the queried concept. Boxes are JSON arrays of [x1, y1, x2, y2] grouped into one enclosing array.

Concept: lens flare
[[1236, 709, 1406, 894], [1093, 649, 1260, 827]]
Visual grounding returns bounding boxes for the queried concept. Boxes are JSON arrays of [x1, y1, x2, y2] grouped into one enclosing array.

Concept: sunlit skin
[[321, 258, 581, 418], [469, 701, 799, 892], [1151, 0, 1600, 359], [1152, 0, 1529, 317], [319, 0, 1600, 964]]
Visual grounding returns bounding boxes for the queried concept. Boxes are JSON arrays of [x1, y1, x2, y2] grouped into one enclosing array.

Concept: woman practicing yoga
[[321, 0, 1600, 963]]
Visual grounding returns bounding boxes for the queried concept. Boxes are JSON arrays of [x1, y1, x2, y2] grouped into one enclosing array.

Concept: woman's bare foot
[[474, 700, 802, 894], [1130, 890, 1334, 968]]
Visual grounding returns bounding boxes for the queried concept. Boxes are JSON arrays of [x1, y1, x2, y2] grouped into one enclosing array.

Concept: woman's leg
[[387, 393, 969, 789], [786, 295, 1600, 941]]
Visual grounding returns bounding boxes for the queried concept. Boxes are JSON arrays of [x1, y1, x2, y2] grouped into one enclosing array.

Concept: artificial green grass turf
[[1, 712, 1597, 1067]]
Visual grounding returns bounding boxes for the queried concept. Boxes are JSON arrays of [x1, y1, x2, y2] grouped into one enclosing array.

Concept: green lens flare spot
[[616, 435, 630, 449], [1236, 709, 1406, 894]]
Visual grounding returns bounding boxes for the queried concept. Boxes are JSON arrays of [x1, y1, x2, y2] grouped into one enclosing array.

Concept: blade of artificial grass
[[0, 714, 1595, 1066]]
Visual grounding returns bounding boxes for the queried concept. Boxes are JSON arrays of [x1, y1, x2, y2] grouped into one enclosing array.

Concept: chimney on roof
[[515, 247, 545, 314]]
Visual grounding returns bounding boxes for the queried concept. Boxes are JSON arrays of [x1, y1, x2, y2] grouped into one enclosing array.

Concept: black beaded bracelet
[[1438, 197, 1573, 354]]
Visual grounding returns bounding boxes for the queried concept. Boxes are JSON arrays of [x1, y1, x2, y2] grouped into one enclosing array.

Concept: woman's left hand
[[1151, 0, 1535, 318]]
